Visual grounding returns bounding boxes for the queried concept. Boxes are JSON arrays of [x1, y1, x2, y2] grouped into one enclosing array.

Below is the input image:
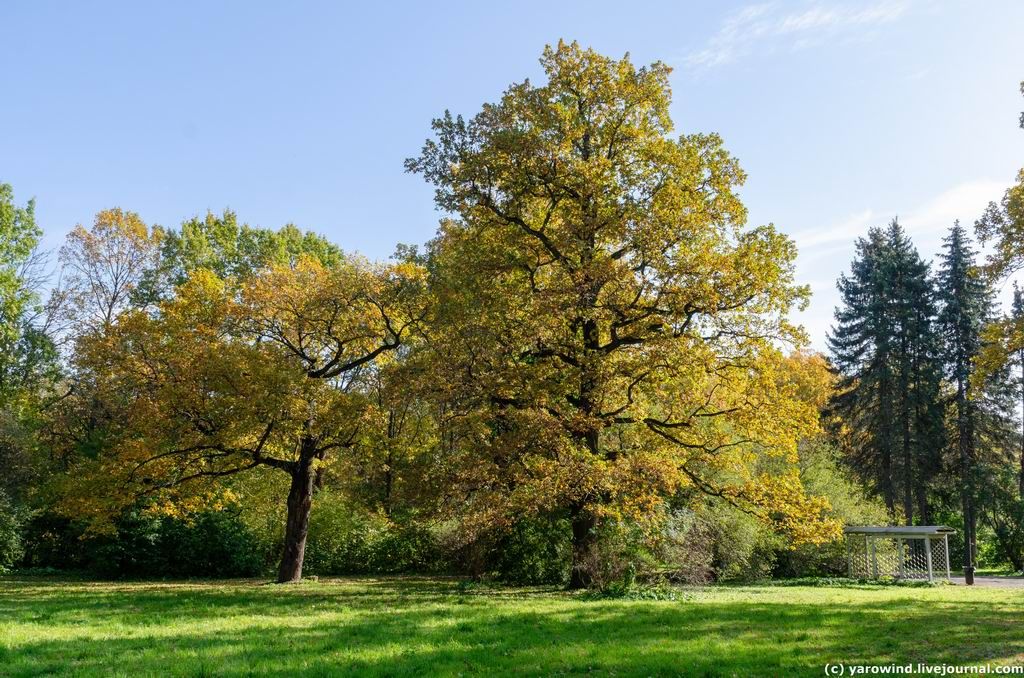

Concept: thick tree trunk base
[[567, 570, 589, 590], [276, 456, 315, 584], [567, 512, 597, 590]]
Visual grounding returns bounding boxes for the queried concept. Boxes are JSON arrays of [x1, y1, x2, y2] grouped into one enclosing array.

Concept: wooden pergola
[[844, 526, 955, 582]]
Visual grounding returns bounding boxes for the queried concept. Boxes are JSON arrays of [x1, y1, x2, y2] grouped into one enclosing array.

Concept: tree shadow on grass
[[2, 579, 1023, 677]]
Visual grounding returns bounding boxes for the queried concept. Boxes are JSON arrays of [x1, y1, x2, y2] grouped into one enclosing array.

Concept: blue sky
[[2, 1, 1022, 349]]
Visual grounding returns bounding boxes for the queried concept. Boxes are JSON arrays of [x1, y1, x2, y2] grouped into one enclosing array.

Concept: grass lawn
[[2, 576, 1023, 677]]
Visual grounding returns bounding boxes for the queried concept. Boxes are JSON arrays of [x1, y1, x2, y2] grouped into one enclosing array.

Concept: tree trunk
[[915, 488, 930, 526], [901, 423, 914, 525], [568, 510, 597, 590], [959, 429, 975, 585], [566, 312, 603, 591], [902, 467, 914, 525], [962, 495, 976, 585], [899, 334, 914, 526], [959, 392, 976, 585], [277, 454, 316, 583], [879, 370, 896, 515]]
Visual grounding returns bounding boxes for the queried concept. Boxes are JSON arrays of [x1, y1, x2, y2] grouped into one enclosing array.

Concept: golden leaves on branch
[[59, 250, 426, 528], [408, 41, 838, 547]]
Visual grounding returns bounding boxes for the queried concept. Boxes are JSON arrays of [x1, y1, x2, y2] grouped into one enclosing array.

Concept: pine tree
[[829, 220, 943, 524], [936, 223, 982, 577], [1010, 285, 1024, 496], [935, 222, 1016, 581], [830, 228, 898, 513], [888, 222, 944, 523]]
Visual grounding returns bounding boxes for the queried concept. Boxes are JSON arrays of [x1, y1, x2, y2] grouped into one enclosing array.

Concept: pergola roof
[[843, 525, 956, 536]]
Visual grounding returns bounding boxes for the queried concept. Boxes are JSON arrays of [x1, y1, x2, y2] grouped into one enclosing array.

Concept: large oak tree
[[408, 41, 839, 587], [62, 256, 425, 582]]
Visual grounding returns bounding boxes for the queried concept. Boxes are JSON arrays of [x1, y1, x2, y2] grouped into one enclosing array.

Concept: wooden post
[[897, 538, 905, 579], [871, 537, 879, 579], [924, 537, 933, 582], [944, 534, 951, 580], [846, 535, 852, 578]]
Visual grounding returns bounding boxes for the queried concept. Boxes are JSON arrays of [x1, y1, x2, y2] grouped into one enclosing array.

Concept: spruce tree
[[830, 220, 943, 524], [830, 227, 897, 512], [887, 222, 944, 524], [935, 221, 1016, 582], [1010, 284, 1024, 496]]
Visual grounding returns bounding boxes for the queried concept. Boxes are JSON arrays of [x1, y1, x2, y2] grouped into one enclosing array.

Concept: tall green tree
[[935, 223, 992, 579], [135, 210, 345, 305], [0, 184, 38, 325], [0, 184, 61, 570], [970, 80, 1024, 574], [967, 279, 1024, 576], [0, 184, 59, 481], [829, 221, 943, 524], [889, 223, 944, 524], [0, 183, 47, 400], [830, 228, 897, 511], [1011, 285, 1024, 496]]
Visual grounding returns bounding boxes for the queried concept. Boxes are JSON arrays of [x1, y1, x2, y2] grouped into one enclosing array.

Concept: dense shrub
[[19, 508, 270, 577], [87, 512, 165, 577], [934, 510, 1008, 573], [979, 470, 1024, 572], [490, 516, 572, 585], [646, 441, 892, 584], [156, 510, 268, 577], [773, 440, 890, 578], [19, 512, 87, 570], [576, 520, 662, 591], [656, 510, 715, 584], [302, 490, 442, 575], [0, 490, 25, 572], [8, 438, 894, 585], [703, 503, 778, 582], [653, 509, 716, 584], [643, 499, 775, 583]]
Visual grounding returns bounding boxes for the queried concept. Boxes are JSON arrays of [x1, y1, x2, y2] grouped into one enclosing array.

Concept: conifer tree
[[888, 222, 944, 523], [1010, 285, 1024, 496], [936, 223, 984, 578], [830, 228, 898, 512], [937, 223, 1018, 581], [830, 220, 943, 524]]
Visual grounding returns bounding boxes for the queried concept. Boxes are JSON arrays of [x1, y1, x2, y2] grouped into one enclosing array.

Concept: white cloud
[[905, 67, 931, 81], [900, 179, 1007, 238], [792, 208, 876, 250], [685, 1, 910, 70], [790, 179, 1006, 255]]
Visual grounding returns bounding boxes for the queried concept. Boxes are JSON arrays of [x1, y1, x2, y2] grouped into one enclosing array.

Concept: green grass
[[2, 576, 1023, 677]]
